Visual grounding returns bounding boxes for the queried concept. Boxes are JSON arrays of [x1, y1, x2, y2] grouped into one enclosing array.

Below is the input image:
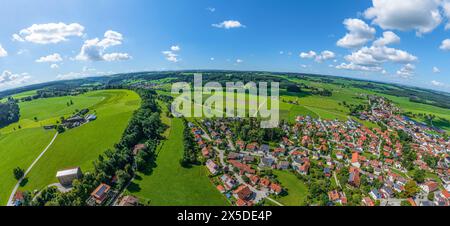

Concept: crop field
[[126, 111, 228, 206]]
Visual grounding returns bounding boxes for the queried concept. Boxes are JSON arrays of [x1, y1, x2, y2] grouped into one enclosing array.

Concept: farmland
[[20, 90, 141, 192], [126, 111, 228, 206], [272, 170, 308, 206]]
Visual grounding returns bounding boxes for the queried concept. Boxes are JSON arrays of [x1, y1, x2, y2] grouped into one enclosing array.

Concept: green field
[[15, 90, 141, 193], [0, 128, 55, 205], [0, 90, 38, 103], [127, 115, 228, 206], [273, 170, 308, 206]]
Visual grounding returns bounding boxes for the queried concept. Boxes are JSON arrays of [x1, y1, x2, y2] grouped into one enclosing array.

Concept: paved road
[[7, 132, 58, 206]]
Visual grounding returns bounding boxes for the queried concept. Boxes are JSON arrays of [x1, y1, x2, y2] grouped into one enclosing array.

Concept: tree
[[427, 192, 434, 201], [413, 170, 426, 183], [13, 167, 24, 180], [57, 125, 65, 133], [401, 200, 412, 206], [402, 180, 419, 198]]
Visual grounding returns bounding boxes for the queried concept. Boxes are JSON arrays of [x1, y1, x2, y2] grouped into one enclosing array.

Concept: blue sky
[[1, 0, 450, 92]]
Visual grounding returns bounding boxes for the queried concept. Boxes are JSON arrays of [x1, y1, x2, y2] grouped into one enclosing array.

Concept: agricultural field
[[126, 114, 228, 206], [19, 90, 141, 193]]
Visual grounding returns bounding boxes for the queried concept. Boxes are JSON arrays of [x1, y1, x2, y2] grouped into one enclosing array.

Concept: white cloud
[[300, 51, 317, 59], [210, 57, 215, 61], [440, 39, 450, 50], [431, 80, 445, 86], [316, 50, 336, 62], [0, 71, 31, 88], [206, 7, 216, 12], [443, 0, 450, 29], [75, 30, 131, 62], [162, 50, 179, 62], [373, 31, 400, 46], [301, 50, 335, 62], [336, 62, 383, 72], [364, 0, 442, 35], [36, 53, 63, 63], [396, 63, 416, 78], [14, 22, 84, 44], [236, 59, 243, 63], [212, 20, 245, 29], [0, 44, 7, 57], [344, 45, 417, 66], [102, 53, 132, 61], [17, 49, 28, 55], [171, 45, 181, 51], [433, 66, 441, 73], [337, 18, 376, 48], [50, 64, 59, 69]]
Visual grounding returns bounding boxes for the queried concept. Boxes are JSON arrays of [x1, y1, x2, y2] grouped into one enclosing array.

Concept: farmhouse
[[56, 167, 82, 187], [90, 183, 111, 205], [117, 195, 139, 206]]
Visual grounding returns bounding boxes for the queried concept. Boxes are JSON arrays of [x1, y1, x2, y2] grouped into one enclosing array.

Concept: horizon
[[1, 0, 450, 92]]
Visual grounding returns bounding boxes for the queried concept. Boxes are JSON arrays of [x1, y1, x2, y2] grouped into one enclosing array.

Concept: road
[[7, 132, 58, 206]]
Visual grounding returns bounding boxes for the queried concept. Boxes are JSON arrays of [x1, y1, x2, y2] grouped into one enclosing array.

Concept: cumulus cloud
[[171, 45, 181, 51], [336, 62, 383, 72], [36, 53, 63, 63], [431, 80, 445, 86], [236, 59, 243, 63], [162, 44, 181, 62], [433, 66, 441, 73], [75, 30, 131, 62], [0, 44, 7, 57], [396, 63, 416, 78], [50, 64, 59, 69], [337, 18, 376, 48], [373, 31, 400, 46], [0, 71, 31, 88], [345, 45, 417, 66], [212, 20, 245, 29], [300, 51, 317, 59], [301, 50, 335, 62], [13, 22, 84, 44], [364, 0, 442, 35], [440, 39, 450, 50]]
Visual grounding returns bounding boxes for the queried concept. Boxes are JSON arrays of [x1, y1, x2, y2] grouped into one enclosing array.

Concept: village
[[188, 95, 450, 206]]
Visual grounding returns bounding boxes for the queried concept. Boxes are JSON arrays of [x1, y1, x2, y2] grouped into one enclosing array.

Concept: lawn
[[0, 128, 55, 205], [273, 170, 308, 206], [126, 115, 228, 206], [19, 90, 141, 192]]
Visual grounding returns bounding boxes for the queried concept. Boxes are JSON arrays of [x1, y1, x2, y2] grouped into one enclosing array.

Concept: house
[[117, 195, 139, 206], [229, 160, 256, 174], [56, 167, 83, 187], [90, 183, 111, 205], [380, 186, 395, 198], [206, 159, 219, 175], [348, 167, 361, 187], [336, 152, 344, 160], [323, 168, 332, 177], [217, 185, 226, 194], [202, 147, 211, 158], [420, 200, 434, 206], [13, 191, 24, 206], [228, 152, 241, 160], [421, 181, 439, 194], [234, 185, 254, 201], [362, 197, 375, 206], [277, 161, 290, 170], [351, 152, 361, 168], [85, 114, 97, 121], [259, 178, 271, 188], [407, 198, 417, 206], [328, 190, 347, 205], [260, 144, 270, 153], [243, 155, 255, 164], [297, 160, 310, 175], [270, 183, 283, 195], [220, 174, 238, 190], [260, 157, 275, 168]]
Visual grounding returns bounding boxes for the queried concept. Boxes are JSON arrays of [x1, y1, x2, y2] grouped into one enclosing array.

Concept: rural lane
[[7, 132, 59, 206]]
